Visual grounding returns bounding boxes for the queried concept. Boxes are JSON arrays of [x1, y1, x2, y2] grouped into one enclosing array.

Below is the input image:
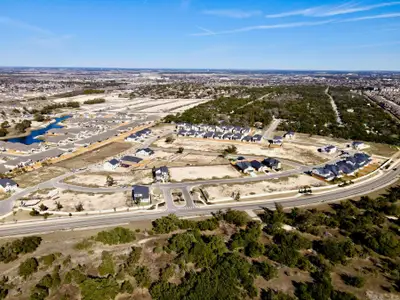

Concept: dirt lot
[[64, 170, 153, 187], [146, 151, 229, 168], [153, 137, 329, 165], [203, 174, 327, 200], [170, 165, 241, 182], [38, 190, 130, 212], [13, 166, 69, 188], [55, 142, 133, 169]]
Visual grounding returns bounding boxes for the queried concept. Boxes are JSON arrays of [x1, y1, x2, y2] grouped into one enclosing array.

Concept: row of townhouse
[[234, 157, 282, 173], [178, 130, 263, 143], [176, 123, 251, 135], [0, 141, 49, 154], [312, 153, 372, 181], [125, 128, 152, 142], [2, 148, 66, 170]]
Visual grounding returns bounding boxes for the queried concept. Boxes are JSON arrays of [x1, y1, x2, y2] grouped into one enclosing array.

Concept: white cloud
[[29, 35, 74, 48], [203, 9, 262, 18], [266, 2, 400, 18], [0, 16, 52, 35], [342, 12, 400, 21], [196, 26, 216, 35], [191, 20, 334, 36]]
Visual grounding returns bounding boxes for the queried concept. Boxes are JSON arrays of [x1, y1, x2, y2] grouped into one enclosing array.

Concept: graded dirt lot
[[202, 174, 327, 200], [55, 142, 133, 169], [13, 166, 69, 188], [169, 165, 241, 182], [39, 190, 130, 212], [64, 170, 154, 187], [154, 137, 329, 165]]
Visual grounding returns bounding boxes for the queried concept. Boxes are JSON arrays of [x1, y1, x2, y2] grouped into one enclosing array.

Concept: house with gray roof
[[0, 179, 18, 193], [132, 185, 150, 203]]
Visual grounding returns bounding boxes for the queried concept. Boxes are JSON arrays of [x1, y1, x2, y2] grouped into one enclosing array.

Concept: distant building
[[132, 185, 150, 203], [250, 160, 268, 172], [0, 179, 18, 193], [284, 131, 295, 139], [352, 141, 368, 150], [271, 136, 283, 145], [319, 145, 337, 154], [104, 159, 119, 171], [252, 134, 263, 143]]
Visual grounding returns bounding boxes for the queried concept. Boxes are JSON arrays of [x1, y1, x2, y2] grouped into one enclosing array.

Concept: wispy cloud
[[266, 2, 400, 18], [29, 34, 74, 48], [0, 16, 52, 35], [191, 20, 334, 36], [342, 12, 400, 21], [203, 9, 262, 18], [196, 26, 216, 35]]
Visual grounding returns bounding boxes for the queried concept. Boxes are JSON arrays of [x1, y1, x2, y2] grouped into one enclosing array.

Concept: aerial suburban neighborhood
[[0, 67, 399, 300]]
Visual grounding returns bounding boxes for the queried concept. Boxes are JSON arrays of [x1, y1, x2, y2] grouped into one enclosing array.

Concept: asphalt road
[[263, 118, 282, 140], [1, 166, 398, 237]]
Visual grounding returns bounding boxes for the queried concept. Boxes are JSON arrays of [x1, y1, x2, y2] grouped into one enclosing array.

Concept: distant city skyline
[[0, 0, 399, 70]]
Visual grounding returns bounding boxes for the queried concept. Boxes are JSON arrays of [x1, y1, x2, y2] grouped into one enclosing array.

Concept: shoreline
[[0, 114, 69, 141]]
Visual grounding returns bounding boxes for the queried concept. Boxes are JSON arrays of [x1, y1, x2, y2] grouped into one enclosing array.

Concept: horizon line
[[0, 65, 400, 73]]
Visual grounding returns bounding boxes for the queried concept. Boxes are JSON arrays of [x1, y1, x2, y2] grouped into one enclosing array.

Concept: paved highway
[[0, 165, 398, 237]]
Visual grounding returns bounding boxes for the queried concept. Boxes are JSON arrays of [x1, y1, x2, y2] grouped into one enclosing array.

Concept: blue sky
[[0, 0, 399, 70]]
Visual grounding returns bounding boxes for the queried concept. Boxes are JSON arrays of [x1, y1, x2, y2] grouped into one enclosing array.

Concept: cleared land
[[170, 165, 240, 182], [38, 190, 130, 212], [64, 170, 154, 187], [55, 142, 133, 169], [154, 137, 328, 165], [203, 174, 326, 200], [12, 166, 68, 188]]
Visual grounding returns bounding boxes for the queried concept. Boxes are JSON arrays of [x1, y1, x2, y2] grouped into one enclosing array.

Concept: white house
[[0, 179, 18, 193], [104, 159, 120, 171], [352, 141, 368, 150], [136, 148, 155, 157]]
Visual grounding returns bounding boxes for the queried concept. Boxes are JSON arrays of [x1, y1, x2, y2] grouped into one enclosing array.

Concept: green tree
[[19, 257, 39, 279]]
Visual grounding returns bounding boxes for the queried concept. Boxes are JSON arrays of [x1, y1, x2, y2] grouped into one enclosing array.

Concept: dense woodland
[[1, 186, 400, 299], [164, 85, 400, 145]]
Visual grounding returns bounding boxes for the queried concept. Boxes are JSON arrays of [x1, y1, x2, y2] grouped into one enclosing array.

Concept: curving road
[[0, 164, 398, 237]]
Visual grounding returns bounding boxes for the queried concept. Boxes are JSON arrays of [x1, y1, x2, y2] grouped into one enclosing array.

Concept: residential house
[[120, 156, 143, 167], [125, 134, 139, 142], [235, 161, 254, 174], [252, 134, 263, 143], [213, 132, 224, 140], [154, 166, 169, 182], [271, 136, 283, 145], [232, 133, 243, 141], [284, 131, 295, 139], [250, 160, 268, 172], [242, 135, 253, 142], [262, 157, 282, 170], [312, 167, 336, 181], [136, 148, 155, 157], [0, 179, 18, 193], [204, 132, 215, 139], [104, 159, 120, 171], [132, 185, 150, 203], [319, 145, 337, 154]]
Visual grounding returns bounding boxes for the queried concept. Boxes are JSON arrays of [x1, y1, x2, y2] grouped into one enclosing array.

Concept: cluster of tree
[[150, 252, 258, 300], [15, 120, 32, 133], [94, 227, 136, 245], [223, 145, 238, 156], [0, 236, 42, 263], [40, 102, 80, 114], [0, 276, 11, 300], [152, 213, 220, 234], [83, 89, 105, 95], [83, 98, 106, 105]]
